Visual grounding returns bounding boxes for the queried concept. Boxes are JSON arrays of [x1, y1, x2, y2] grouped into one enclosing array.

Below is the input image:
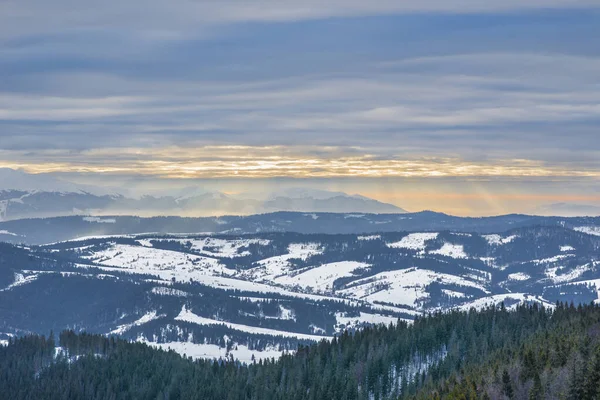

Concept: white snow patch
[[140, 340, 284, 363], [429, 243, 467, 259], [75, 262, 359, 305], [0, 230, 18, 236], [247, 243, 323, 281], [137, 239, 154, 247], [175, 306, 329, 341], [335, 312, 398, 331], [161, 237, 271, 258], [532, 254, 575, 264], [483, 234, 517, 246], [442, 289, 467, 298], [574, 226, 600, 236], [0, 272, 39, 292], [387, 233, 438, 251], [273, 261, 370, 294], [339, 267, 488, 308], [276, 305, 296, 321], [508, 272, 531, 281], [82, 244, 235, 276], [560, 245, 575, 252], [358, 235, 381, 241], [151, 287, 190, 297], [110, 311, 165, 335], [546, 263, 592, 284], [457, 293, 554, 311]]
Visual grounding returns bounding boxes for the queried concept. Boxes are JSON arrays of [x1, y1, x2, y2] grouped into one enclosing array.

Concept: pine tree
[[502, 369, 514, 399], [529, 373, 543, 400]]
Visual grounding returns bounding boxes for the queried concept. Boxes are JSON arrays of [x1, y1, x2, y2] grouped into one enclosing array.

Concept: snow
[[309, 325, 326, 335], [335, 312, 398, 331], [545, 263, 592, 284], [140, 340, 284, 363], [430, 243, 467, 259], [303, 213, 319, 220], [82, 244, 235, 276], [532, 254, 575, 264], [483, 234, 517, 246], [442, 289, 467, 298], [508, 272, 531, 281], [246, 243, 323, 281], [51, 232, 213, 245], [83, 216, 116, 223], [273, 261, 371, 294], [0, 230, 18, 236], [75, 262, 359, 306], [574, 226, 600, 236], [387, 233, 439, 251], [236, 296, 274, 303], [175, 306, 329, 341], [357, 235, 381, 241], [157, 237, 271, 258], [110, 311, 165, 335], [563, 278, 600, 303], [0, 272, 39, 292], [338, 267, 488, 307], [151, 287, 190, 297], [275, 305, 296, 321], [560, 245, 576, 252], [456, 293, 554, 311], [0, 340, 8, 347]]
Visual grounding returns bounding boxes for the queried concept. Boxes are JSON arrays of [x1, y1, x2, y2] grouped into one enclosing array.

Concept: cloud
[[2, 0, 598, 40], [2, 146, 600, 180], [0, 3, 599, 190], [1, 52, 599, 160]]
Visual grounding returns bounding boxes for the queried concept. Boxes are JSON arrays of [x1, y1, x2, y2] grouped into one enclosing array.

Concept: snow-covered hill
[[1, 225, 599, 362]]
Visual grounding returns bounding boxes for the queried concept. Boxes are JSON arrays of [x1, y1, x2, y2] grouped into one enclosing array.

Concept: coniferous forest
[[2, 303, 600, 399]]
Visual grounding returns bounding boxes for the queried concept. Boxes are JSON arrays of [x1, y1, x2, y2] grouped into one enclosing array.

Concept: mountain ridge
[[2, 211, 600, 245], [0, 188, 406, 221]]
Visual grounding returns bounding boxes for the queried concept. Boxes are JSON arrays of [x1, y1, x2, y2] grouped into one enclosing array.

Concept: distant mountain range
[[0, 169, 405, 220], [534, 202, 600, 217]]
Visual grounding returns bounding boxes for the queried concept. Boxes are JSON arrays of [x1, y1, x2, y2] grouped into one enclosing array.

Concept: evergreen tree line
[[2, 302, 600, 399]]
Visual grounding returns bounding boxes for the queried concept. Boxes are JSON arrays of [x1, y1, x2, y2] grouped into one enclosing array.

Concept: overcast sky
[[1, 1, 599, 215]]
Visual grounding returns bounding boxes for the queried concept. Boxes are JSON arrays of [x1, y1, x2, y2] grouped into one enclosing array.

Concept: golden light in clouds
[[2, 146, 600, 179]]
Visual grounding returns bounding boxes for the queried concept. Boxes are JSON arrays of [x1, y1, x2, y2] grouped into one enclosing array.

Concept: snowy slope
[[3, 225, 600, 363]]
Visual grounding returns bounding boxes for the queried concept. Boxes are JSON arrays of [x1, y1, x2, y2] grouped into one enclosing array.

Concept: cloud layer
[[1, 1, 599, 214]]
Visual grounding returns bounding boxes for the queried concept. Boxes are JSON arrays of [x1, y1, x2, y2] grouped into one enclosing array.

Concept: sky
[[1, 0, 600, 216]]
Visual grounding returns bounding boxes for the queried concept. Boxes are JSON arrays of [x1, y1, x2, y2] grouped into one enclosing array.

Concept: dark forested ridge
[[2, 212, 600, 245], [3, 303, 600, 400]]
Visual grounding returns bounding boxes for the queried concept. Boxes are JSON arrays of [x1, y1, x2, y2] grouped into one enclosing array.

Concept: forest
[[2, 303, 600, 399]]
